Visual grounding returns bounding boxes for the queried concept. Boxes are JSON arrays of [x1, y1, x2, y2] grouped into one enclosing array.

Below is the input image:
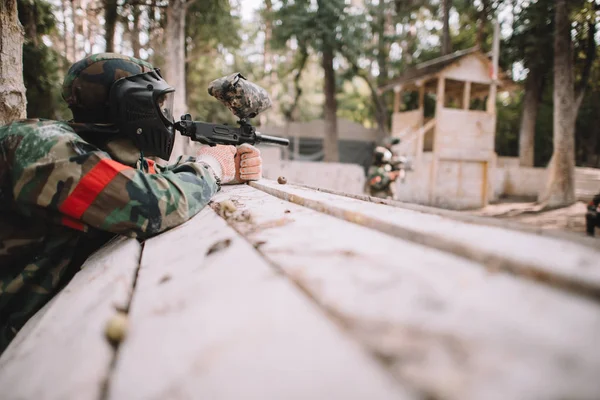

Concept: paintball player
[[586, 192, 600, 236], [0, 53, 263, 352], [366, 146, 402, 199]]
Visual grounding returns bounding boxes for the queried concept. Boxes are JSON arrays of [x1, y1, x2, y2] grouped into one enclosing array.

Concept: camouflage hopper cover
[[208, 73, 272, 120], [62, 53, 154, 123]]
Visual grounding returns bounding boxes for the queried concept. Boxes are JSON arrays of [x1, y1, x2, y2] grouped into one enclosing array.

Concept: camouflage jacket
[[0, 119, 219, 353], [367, 164, 393, 192]]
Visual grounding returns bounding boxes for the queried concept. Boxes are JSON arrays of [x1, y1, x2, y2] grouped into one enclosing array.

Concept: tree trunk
[[131, 5, 141, 58], [441, 0, 452, 55], [476, 0, 489, 49], [321, 44, 339, 162], [518, 68, 545, 167], [60, 0, 70, 62], [374, 0, 389, 136], [104, 0, 118, 52], [166, 0, 190, 159], [538, 0, 575, 207], [0, 0, 27, 125], [261, 0, 279, 126], [69, 0, 76, 58]]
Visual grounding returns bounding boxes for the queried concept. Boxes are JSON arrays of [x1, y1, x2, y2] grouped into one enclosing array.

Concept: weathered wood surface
[[2, 179, 600, 400], [251, 180, 600, 298], [107, 207, 410, 400], [0, 237, 141, 400], [215, 184, 600, 400]]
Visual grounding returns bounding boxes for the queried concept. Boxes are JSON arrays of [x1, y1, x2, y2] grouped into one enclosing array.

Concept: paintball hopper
[[208, 73, 272, 120]]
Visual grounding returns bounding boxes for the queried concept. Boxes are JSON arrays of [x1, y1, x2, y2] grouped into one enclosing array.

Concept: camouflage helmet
[[62, 53, 154, 123]]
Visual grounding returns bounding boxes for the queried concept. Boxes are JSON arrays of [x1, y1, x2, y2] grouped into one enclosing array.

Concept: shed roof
[[379, 47, 512, 93]]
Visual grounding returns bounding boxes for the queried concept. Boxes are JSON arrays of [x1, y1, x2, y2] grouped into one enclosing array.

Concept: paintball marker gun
[[174, 73, 289, 147]]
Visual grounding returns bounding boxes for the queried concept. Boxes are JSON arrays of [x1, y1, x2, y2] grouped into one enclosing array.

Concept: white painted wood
[[436, 108, 496, 155], [391, 110, 423, 140], [0, 237, 141, 400], [217, 184, 600, 400], [108, 207, 410, 400], [443, 54, 493, 85], [261, 160, 366, 195], [434, 159, 486, 210], [251, 180, 600, 296]]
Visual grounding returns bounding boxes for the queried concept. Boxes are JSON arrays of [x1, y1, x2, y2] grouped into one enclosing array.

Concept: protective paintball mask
[[109, 69, 175, 160]]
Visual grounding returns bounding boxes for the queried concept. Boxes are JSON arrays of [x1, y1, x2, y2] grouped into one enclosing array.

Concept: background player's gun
[[390, 156, 413, 172], [174, 73, 289, 147]]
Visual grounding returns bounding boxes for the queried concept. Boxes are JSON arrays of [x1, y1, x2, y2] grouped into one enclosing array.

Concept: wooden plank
[[250, 180, 600, 298], [214, 185, 600, 400], [0, 237, 141, 400], [107, 207, 410, 400], [463, 81, 471, 109], [288, 181, 600, 248]]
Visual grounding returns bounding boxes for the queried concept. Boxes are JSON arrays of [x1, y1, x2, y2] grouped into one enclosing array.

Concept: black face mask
[[109, 69, 176, 160]]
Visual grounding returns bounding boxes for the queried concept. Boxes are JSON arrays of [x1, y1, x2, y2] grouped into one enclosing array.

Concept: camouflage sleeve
[[9, 123, 219, 239], [367, 166, 391, 191]]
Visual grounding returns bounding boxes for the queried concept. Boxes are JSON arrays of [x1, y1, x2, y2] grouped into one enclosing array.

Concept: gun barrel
[[256, 132, 290, 146]]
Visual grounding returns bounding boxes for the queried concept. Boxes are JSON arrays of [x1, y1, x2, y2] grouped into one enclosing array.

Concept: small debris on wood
[[105, 312, 128, 345], [220, 200, 237, 213], [284, 209, 291, 214], [158, 274, 171, 284], [277, 176, 287, 184], [253, 240, 267, 249], [113, 303, 128, 313], [247, 218, 294, 234], [207, 238, 232, 255]]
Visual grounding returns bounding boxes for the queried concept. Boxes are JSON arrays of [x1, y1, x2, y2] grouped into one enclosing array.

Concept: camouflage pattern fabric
[[208, 73, 272, 119], [366, 165, 396, 200], [62, 53, 154, 123], [0, 119, 219, 353]]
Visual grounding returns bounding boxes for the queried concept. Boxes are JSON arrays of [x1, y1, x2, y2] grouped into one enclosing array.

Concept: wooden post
[[487, 20, 500, 114], [463, 81, 471, 110], [430, 76, 445, 204], [393, 85, 401, 114], [436, 76, 445, 111]]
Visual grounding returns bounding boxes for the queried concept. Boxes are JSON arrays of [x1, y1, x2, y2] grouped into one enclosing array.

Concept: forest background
[[12, 0, 600, 171]]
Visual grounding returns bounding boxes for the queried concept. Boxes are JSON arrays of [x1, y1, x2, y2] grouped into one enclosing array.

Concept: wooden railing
[[394, 118, 436, 167]]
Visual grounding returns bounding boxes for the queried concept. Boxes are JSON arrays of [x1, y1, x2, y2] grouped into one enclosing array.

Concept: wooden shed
[[379, 47, 512, 210]]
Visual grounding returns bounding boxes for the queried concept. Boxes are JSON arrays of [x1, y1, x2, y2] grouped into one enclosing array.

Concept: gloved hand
[[227, 143, 262, 185], [196, 145, 237, 184]]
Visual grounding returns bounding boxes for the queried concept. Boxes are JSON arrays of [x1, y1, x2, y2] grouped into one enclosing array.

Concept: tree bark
[[538, 0, 575, 207], [321, 44, 339, 162], [374, 0, 390, 136], [476, 0, 489, 49], [104, 0, 118, 52], [518, 68, 545, 166], [166, 0, 190, 159], [131, 5, 141, 58], [441, 0, 452, 55], [69, 0, 76, 58], [0, 0, 27, 125], [574, 21, 597, 113]]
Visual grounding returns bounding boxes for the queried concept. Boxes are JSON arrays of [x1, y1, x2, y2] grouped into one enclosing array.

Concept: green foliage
[[495, 93, 522, 158], [18, 0, 70, 120], [185, 0, 242, 124], [23, 44, 71, 120]]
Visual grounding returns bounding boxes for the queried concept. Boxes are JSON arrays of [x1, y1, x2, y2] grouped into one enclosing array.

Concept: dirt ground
[[467, 199, 595, 239]]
